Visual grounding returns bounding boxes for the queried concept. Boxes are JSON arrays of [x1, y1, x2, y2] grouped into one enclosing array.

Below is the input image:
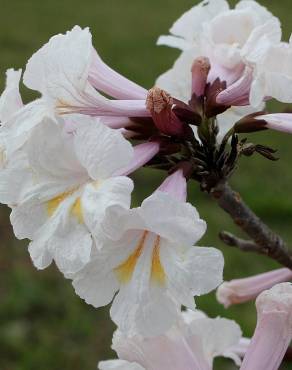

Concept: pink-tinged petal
[[112, 329, 207, 370], [100, 116, 132, 129], [115, 141, 160, 176], [89, 49, 147, 100], [191, 57, 210, 97], [208, 61, 244, 87], [216, 68, 253, 106], [240, 283, 292, 370], [217, 268, 292, 308], [255, 113, 292, 133], [157, 169, 187, 202], [72, 99, 150, 118]]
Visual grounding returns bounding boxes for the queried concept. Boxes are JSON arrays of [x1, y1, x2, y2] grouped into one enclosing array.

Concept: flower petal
[[0, 69, 23, 122], [98, 360, 145, 370], [169, 0, 229, 42], [73, 119, 133, 180], [139, 192, 206, 246]]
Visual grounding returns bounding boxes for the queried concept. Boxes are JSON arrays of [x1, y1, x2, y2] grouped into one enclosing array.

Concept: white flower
[[0, 27, 150, 160], [158, 0, 280, 73], [23, 26, 149, 118], [73, 189, 223, 337], [8, 117, 134, 275], [183, 0, 292, 108], [98, 309, 246, 370]]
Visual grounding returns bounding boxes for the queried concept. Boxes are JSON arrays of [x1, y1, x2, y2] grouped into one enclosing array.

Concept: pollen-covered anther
[[146, 87, 173, 114], [146, 87, 186, 137]]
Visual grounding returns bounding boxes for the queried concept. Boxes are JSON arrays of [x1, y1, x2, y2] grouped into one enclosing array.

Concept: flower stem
[[211, 181, 292, 269]]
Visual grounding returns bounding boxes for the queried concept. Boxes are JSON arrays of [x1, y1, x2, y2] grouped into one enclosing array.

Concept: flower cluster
[[1, 0, 292, 369]]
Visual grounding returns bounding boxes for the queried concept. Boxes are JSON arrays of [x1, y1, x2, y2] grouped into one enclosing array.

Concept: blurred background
[[1, 0, 292, 369]]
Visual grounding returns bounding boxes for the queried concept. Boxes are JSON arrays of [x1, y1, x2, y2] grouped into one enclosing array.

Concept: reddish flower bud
[[146, 87, 188, 137]]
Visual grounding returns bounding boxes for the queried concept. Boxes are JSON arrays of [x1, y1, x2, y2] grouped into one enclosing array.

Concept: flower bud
[[146, 87, 188, 137], [240, 283, 292, 370], [191, 57, 210, 97], [217, 268, 292, 308]]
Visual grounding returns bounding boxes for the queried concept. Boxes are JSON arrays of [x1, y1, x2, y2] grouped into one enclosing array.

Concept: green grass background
[[1, 0, 292, 369]]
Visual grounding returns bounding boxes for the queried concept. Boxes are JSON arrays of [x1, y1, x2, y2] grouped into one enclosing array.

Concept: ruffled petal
[[73, 118, 133, 180]]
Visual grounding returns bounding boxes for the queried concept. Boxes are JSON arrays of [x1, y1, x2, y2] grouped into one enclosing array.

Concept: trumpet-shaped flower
[[157, 0, 290, 112], [0, 27, 151, 160], [73, 170, 224, 336], [217, 268, 292, 307], [158, 0, 280, 77], [23, 26, 149, 118], [98, 309, 246, 370], [7, 117, 134, 275], [240, 283, 292, 370]]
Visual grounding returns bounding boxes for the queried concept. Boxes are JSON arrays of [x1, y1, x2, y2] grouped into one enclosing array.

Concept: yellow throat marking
[[151, 236, 166, 285], [46, 191, 83, 223], [115, 231, 166, 285]]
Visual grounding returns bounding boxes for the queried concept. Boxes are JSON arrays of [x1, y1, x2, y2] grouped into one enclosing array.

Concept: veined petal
[[72, 256, 119, 307], [10, 197, 48, 240], [29, 192, 92, 274], [110, 238, 179, 337], [82, 176, 134, 247], [0, 166, 33, 205], [23, 26, 92, 96], [27, 118, 86, 185], [183, 247, 224, 296], [73, 119, 134, 180], [139, 191, 206, 246], [0, 99, 54, 159]]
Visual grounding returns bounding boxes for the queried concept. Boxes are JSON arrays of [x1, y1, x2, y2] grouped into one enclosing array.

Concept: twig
[[219, 231, 261, 253], [211, 182, 292, 269]]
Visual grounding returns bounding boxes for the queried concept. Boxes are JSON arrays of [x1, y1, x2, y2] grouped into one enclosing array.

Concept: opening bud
[[191, 57, 211, 97]]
